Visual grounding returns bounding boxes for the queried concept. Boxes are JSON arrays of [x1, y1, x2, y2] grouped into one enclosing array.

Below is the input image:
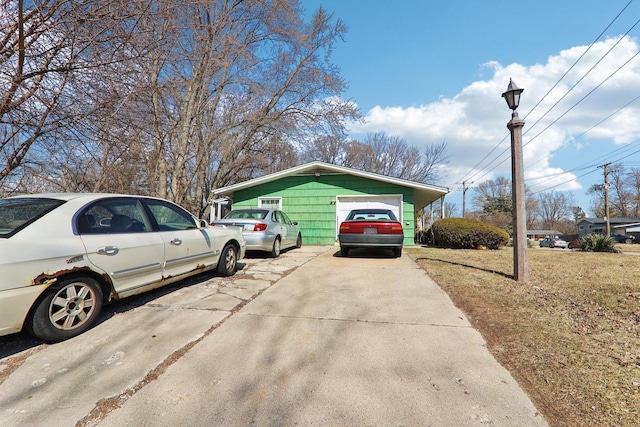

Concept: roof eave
[[211, 161, 449, 200]]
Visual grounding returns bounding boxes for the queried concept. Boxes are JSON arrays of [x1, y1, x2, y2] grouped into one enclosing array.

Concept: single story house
[[577, 217, 640, 238], [209, 161, 449, 246]]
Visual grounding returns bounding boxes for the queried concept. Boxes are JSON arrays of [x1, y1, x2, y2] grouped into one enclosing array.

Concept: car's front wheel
[[217, 243, 238, 276], [26, 276, 103, 342]]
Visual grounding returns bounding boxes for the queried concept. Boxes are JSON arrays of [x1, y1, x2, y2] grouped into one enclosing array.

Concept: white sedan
[[0, 193, 246, 342], [212, 208, 302, 257]]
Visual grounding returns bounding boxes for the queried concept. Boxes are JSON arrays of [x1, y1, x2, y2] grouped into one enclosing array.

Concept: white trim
[[258, 196, 282, 210], [211, 161, 449, 195], [335, 194, 403, 240]]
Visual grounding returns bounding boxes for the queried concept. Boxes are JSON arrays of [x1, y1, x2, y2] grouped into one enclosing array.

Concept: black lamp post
[[502, 78, 524, 116], [502, 79, 529, 282]]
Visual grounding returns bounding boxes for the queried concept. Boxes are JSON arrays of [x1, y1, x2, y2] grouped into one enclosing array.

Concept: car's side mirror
[[199, 219, 208, 228]]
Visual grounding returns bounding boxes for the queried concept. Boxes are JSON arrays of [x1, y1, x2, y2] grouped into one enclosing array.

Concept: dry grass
[[617, 243, 640, 253], [406, 246, 640, 427]]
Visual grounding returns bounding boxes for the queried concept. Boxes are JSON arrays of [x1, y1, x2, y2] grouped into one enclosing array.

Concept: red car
[[338, 209, 404, 257]]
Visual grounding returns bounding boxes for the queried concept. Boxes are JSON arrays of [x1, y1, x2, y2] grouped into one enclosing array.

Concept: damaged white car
[[0, 193, 246, 342]]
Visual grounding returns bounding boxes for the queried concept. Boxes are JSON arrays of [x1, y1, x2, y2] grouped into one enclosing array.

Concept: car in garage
[[338, 208, 404, 257], [0, 193, 246, 342], [211, 208, 302, 257]]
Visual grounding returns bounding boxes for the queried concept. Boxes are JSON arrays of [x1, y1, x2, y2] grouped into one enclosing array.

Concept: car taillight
[[339, 223, 350, 233], [391, 223, 404, 233], [253, 223, 268, 232]]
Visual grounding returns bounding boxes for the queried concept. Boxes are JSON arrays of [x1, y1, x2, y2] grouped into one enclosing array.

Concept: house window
[[259, 197, 282, 210]]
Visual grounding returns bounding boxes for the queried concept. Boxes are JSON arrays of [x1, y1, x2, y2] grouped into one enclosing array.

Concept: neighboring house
[[209, 161, 449, 246], [577, 217, 640, 238]]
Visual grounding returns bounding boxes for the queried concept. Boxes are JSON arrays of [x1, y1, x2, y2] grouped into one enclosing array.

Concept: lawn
[[406, 245, 640, 427]]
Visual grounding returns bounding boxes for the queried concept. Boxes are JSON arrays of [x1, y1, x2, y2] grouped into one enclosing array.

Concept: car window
[[346, 210, 397, 221], [78, 199, 150, 234], [0, 198, 65, 238], [251, 211, 268, 219], [143, 199, 197, 231], [224, 210, 268, 220], [280, 211, 292, 225], [273, 211, 283, 223]]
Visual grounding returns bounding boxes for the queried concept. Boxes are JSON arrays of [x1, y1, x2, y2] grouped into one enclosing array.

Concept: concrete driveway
[[0, 246, 546, 426]]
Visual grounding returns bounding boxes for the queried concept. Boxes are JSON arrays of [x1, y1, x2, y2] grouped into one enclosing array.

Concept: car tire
[[271, 237, 281, 258], [26, 276, 103, 342], [625, 238, 633, 244], [393, 247, 402, 257], [295, 233, 302, 248], [217, 243, 238, 276], [340, 247, 349, 257]]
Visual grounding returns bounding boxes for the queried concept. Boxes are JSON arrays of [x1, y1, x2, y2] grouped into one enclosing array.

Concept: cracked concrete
[[0, 246, 329, 427], [0, 245, 546, 426]]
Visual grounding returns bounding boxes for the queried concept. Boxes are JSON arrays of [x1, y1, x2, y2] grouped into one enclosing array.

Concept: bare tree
[[588, 163, 640, 218], [536, 191, 575, 230], [472, 177, 538, 232], [302, 131, 449, 184], [115, 1, 358, 213], [0, 0, 146, 192], [4, 1, 358, 215]]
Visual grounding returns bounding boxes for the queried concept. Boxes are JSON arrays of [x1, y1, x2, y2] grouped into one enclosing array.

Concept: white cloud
[[347, 36, 640, 200]]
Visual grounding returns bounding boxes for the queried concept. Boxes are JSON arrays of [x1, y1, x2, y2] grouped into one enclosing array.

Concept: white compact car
[[0, 193, 246, 342]]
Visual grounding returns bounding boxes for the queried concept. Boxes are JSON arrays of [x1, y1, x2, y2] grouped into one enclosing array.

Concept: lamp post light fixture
[[502, 79, 529, 283]]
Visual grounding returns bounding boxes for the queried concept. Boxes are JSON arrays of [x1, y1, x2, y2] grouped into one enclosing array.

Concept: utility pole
[[462, 181, 472, 218], [600, 163, 611, 237]]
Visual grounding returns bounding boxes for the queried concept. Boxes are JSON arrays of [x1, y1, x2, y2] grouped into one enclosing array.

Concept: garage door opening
[[335, 195, 402, 240]]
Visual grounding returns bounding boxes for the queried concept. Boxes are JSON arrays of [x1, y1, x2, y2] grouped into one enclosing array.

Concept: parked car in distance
[[539, 237, 568, 249], [567, 239, 581, 249], [338, 209, 404, 257], [610, 232, 635, 244], [0, 193, 246, 342], [211, 208, 301, 257]]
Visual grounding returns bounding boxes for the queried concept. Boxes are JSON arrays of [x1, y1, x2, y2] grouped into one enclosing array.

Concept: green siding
[[230, 174, 416, 246]]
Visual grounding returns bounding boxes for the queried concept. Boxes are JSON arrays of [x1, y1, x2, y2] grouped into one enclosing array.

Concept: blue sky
[[301, 0, 640, 217]]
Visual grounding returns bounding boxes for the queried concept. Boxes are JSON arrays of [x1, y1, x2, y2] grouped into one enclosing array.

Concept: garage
[[335, 195, 402, 239]]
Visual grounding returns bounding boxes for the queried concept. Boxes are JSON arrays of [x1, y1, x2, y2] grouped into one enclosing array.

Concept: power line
[[462, 42, 640, 187], [526, 93, 640, 171], [455, 1, 637, 186]]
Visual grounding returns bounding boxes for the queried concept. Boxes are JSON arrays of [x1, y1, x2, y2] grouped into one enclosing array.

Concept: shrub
[[430, 217, 509, 250], [579, 234, 619, 253]]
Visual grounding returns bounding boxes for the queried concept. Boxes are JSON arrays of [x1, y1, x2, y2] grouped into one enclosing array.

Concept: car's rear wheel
[[217, 243, 238, 276], [27, 276, 103, 342], [393, 247, 402, 257], [340, 247, 349, 257], [295, 233, 302, 248], [271, 237, 281, 258]]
